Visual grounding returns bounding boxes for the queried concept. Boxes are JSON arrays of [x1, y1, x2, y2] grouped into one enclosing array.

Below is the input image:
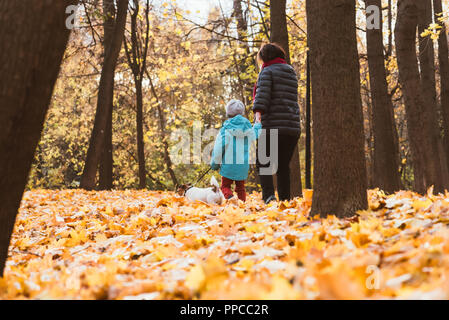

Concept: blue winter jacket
[[210, 115, 262, 181]]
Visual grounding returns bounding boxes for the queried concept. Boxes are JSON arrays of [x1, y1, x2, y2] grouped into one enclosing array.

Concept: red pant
[[221, 177, 246, 202]]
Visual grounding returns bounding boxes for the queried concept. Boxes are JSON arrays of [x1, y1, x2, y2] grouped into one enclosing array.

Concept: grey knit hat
[[225, 99, 245, 118]]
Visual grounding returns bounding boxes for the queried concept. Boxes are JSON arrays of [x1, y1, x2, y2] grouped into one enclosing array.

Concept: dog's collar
[[183, 185, 194, 196]]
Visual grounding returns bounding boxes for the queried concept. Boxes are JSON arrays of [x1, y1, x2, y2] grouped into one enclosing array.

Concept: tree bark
[[135, 78, 146, 189], [99, 101, 113, 189], [307, 0, 368, 218], [434, 0, 449, 181], [270, 0, 302, 198], [0, 0, 74, 276], [305, 51, 312, 189], [270, 0, 291, 63], [395, 0, 443, 193], [99, 0, 116, 190], [417, 0, 449, 190], [80, 0, 128, 190], [365, 0, 402, 193], [125, 0, 149, 189]]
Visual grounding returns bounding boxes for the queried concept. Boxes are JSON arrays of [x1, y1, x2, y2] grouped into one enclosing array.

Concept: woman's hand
[[255, 111, 262, 123]]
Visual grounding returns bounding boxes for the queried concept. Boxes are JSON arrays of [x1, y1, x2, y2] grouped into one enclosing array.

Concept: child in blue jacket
[[211, 99, 261, 201]]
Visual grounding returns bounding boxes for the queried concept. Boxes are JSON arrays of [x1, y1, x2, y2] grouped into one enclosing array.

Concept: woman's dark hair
[[257, 43, 286, 64]]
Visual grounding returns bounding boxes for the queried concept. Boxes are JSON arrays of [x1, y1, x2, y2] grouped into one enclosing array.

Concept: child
[[210, 99, 261, 202]]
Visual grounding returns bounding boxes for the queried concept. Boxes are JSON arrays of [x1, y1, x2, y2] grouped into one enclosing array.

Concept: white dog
[[177, 176, 225, 205]]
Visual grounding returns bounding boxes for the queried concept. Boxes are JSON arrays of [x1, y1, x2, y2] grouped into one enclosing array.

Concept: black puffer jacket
[[252, 63, 301, 136]]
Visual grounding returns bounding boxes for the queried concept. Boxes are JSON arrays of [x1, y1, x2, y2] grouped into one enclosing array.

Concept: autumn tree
[[434, 0, 449, 175], [80, 0, 128, 190], [417, 0, 449, 189], [365, 0, 402, 193], [124, 0, 150, 189], [307, 0, 368, 217], [270, 0, 302, 198], [0, 0, 75, 276], [99, 0, 118, 190], [395, 0, 445, 193]]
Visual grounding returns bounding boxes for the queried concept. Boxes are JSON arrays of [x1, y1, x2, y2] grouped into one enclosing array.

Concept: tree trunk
[[270, 0, 302, 198], [417, 0, 449, 190], [99, 0, 116, 190], [270, 0, 290, 62], [126, 0, 148, 189], [387, 0, 393, 57], [80, 0, 128, 190], [0, 0, 74, 276], [434, 0, 449, 181], [99, 102, 113, 189], [307, 0, 368, 218], [135, 79, 147, 189], [305, 51, 312, 189], [395, 0, 443, 194], [365, 0, 402, 193]]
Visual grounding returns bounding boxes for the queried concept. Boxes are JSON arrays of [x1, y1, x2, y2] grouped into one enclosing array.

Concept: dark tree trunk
[[270, 0, 302, 198], [305, 51, 312, 189], [417, 0, 449, 190], [80, 0, 128, 190], [434, 0, 449, 181], [395, 0, 443, 194], [135, 79, 146, 189], [270, 0, 290, 62], [125, 0, 149, 189], [99, 102, 113, 189], [99, 0, 116, 190], [0, 0, 74, 276], [365, 0, 402, 193], [307, 0, 368, 218]]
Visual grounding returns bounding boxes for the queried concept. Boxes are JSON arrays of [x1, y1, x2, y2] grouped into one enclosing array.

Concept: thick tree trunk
[[99, 0, 116, 190], [307, 0, 368, 218], [0, 0, 74, 276], [395, 0, 443, 194], [434, 0, 449, 179], [365, 0, 402, 193], [417, 0, 449, 190], [270, 0, 302, 198], [270, 0, 290, 62], [80, 0, 128, 190]]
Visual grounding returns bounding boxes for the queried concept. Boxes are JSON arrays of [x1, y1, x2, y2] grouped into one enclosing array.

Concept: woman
[[253, 43, 301, 204]]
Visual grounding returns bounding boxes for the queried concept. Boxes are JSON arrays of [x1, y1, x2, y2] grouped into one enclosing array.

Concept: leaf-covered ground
[[2, 188, 449, 300]]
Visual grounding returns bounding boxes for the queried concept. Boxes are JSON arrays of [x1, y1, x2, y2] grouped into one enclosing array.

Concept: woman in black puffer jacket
[[252, 43, 301, 204]]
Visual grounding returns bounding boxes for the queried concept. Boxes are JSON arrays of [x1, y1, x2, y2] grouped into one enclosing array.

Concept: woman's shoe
[[265, 195, 277, 204]]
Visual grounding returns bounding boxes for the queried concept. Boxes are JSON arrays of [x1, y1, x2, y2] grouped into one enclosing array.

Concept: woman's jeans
[[256, 130, 300, 202]]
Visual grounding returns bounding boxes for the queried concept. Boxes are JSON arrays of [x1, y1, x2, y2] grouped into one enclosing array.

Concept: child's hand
[[255, 112, 261, 123]]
